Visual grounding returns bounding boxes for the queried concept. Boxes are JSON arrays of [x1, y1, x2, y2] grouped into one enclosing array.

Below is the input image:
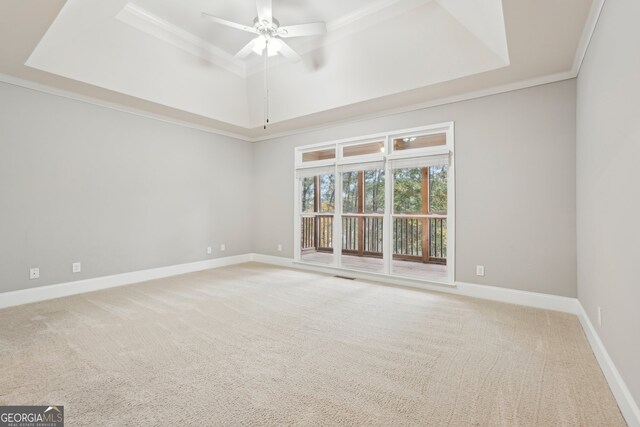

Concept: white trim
[[252, 254, 576, 314], [249, 253, 295, 267], [577, 303, 640, 427], [116, 4, 246, 78], [252, 256, 637, 425], [0, 74, 251, 142], [571, 0, 606, 74], [455, 281, 578, 314], [3, 251, 635, 426], [1, 71, 578, 143], [0, 254, 251, 310], [250, 73, 576, 142]]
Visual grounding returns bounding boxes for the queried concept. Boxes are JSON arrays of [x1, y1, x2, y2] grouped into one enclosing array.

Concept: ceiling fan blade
[[273, 39, 301, 62], [236, 38, 261, 59], [256, 0, 272, 24], [278, 22, 327, 38], [201, 13, 257, 34]]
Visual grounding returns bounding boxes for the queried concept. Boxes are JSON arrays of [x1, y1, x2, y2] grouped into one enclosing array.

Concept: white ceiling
[[0, 0, 597, 140]]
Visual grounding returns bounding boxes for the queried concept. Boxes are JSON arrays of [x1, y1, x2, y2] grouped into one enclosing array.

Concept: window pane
[[300, 215, 335, 266], [301, 177, 315, 213], [342, 171, 358, 213], [302, 148, 335, 162], [393, 168, 423, 213], [393, 133, 445, 152], [343, 141, 384, 157], [319, 174, 335, 213], [364, 169, 385, 213], [429, 165, 448, 214]]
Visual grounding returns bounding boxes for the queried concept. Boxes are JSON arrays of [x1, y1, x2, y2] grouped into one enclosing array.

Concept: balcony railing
[[301, 214, 446, 264], [301, 214, 333, 252]]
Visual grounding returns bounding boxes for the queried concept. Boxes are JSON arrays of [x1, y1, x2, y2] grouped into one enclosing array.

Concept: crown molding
[[1, 69, 579, 143], [0, 73, 252, 142], [116, 3, 247, 78], [572, 0, 606, 74], [249, 70, 577, 142]]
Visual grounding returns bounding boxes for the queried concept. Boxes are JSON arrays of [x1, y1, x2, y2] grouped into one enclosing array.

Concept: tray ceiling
[[0, 0, 596, 139]]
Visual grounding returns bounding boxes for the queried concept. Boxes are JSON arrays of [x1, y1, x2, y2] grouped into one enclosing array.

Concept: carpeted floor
[[0, 262, 626, 426]]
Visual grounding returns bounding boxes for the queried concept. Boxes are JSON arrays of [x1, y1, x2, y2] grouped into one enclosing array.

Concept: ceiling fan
[[201, 0, 327, 62]]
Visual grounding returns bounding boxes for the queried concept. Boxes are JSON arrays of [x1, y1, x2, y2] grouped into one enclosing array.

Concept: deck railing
[[301, 214, 333, 252], [393, 216, 446, 263], [342, 216, 383, 255], [301, 214, 446, 263]]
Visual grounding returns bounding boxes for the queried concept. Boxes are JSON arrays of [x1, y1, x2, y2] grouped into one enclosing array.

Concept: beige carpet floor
[[0, 262, 626, 426]]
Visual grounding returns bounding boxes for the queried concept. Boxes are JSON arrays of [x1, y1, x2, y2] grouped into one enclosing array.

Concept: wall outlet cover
[[476, 265, 485, 276], [72, 262, 82, 273], [29, 267, 40, 279], [220, 244, 226, 251]]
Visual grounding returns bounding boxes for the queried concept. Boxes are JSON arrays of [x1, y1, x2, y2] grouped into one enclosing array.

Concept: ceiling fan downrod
[[264, 38, 269, 130]]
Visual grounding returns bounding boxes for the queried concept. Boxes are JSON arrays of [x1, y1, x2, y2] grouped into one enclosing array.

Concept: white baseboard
[[250, 253, 295, 267], [577, 303, 640, 427], [455, 281, 578, 314], [250, 255, 577, 314], [1, 253, 578, 315], [2, 252, 637, 426], [251, 255, 638, 424], [0, 254, 252, 310]]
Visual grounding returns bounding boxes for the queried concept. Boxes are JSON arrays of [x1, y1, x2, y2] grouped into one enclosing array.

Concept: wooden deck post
[[421, 167, 430, 263], [314, 176, 320, 250], [357, 171, 364, 256]]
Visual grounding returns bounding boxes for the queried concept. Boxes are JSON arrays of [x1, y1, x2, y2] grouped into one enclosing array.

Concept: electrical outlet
[[29, 267, 40, 280], [207, 247, 212, 255], [277, 244, 283, 252], [220, 244, 226, 251], [72, 262, 81, 273], [597, 306, 602, 327], [476, 265, 485, 276]]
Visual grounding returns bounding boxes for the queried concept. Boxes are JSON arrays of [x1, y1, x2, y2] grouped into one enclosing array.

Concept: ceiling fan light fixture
[[252, 37, 266, 55], [267, 38, 282, 56], [251, 36, 281, 56]]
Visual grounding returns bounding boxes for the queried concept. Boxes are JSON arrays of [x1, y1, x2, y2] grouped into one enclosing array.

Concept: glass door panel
[[391, 165, 448, 282], [339, 168, 385, 274], [299, 173, 335, 265]]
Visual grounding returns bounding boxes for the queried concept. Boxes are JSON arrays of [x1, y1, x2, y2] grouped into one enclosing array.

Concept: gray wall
[[0, 82, 253, 293], [0, 77, 578, 299], [253, 80, 577, 297], [577, 0, 640, 406]]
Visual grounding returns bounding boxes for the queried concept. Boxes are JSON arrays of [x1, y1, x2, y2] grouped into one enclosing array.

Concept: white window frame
[[293, 122, 455, 287]]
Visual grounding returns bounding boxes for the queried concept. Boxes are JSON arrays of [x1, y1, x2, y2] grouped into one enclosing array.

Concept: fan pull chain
[[264, 39, 269, 130]]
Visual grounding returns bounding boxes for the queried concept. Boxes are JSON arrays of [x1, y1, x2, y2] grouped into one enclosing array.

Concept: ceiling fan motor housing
[[253, 16, 283, 38]]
